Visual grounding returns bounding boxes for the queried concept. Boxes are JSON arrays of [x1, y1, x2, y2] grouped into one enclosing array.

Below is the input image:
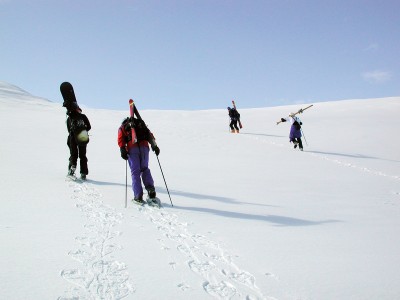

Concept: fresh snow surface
[[1, 81, 399, 300]]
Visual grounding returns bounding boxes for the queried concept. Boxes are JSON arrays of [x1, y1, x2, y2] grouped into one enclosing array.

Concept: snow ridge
[[59, 181, 133, 300]]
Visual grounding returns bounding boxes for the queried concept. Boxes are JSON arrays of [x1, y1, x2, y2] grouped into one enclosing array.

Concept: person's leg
[[229, 121, 235, 131], [297, 138, 303, 150], [233, 121, 239, 131], [139, 146, 155, 197], [78, 144, 88, 175], [68, 136, 78, 174], [128, 147, 144, 199]]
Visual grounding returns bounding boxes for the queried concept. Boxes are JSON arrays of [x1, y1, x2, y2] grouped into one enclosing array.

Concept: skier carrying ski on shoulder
[[280, 113, 303, 151], [227, 106, 240, 133], [118, 115, 160, 204], [66, 103, 91, 179]]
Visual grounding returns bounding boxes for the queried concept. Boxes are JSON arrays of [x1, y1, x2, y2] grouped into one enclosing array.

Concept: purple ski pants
[[128, 146, 154, 199]]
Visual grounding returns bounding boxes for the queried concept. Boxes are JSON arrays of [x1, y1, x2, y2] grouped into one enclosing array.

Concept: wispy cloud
[[364, 43, 379, 52], [362, 70, 392, 84]]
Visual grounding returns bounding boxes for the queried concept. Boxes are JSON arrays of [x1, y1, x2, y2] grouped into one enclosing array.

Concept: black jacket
[[67, 111, 91, 135]]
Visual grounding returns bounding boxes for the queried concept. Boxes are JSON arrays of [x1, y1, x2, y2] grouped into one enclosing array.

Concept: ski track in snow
[[132, 204, 278, 300], [59, 180, 134, 300], [244, 134, 400, 211], [245, 134, 400, 182]]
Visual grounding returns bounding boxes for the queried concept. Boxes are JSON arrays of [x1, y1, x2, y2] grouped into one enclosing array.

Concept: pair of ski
[[133, 197, 162, 208], [276, 104, 313, 125]]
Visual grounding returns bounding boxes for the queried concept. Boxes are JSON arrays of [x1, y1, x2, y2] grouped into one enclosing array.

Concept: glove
[[281, 118, 287, 122], [120, 147, 128, 160], [152, 145, 160, 156]]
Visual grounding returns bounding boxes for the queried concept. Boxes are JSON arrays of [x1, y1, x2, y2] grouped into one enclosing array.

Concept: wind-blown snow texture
[[0, 81, 399, 299]]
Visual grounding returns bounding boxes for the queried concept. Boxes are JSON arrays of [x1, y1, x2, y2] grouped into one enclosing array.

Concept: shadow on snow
[[155, 187, 339, 227], [174, 205, 339, 227], [308, 150, 400, 163]]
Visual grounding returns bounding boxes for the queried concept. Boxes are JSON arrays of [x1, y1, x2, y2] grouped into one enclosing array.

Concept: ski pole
[[301, 128, 308, 146], [156, 155, 173, 207], [125, 160, 128, 208]]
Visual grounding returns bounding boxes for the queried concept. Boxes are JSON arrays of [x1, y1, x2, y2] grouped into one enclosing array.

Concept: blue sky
[[1, 0, 399, 110]]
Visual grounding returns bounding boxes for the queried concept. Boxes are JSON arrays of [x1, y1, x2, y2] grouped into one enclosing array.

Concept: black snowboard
[[60, 82, 78, 111]]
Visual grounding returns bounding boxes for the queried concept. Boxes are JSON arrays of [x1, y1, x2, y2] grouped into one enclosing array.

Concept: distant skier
[[227, 106, 240, 133], [118, 115, 160, 204], [66, 103, 91, 179], [280, 114, 303, 151]]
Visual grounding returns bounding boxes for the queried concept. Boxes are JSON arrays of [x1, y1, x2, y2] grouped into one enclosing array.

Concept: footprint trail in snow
[[59, 181, 133, 300], [134, 204, 277, 299]]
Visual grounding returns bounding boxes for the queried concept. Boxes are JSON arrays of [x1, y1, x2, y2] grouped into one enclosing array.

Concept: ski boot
[[146, 187, 161, 207], [80, 173, 87, 181], [68, 165, 76, 176], [132, 196, 145, 206], [145, 186, 155, 198]]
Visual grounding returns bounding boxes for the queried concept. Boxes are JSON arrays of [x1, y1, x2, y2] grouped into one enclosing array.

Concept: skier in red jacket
[[118, 116, 160, 204]]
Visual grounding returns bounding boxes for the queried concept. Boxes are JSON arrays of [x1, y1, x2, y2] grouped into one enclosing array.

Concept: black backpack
[[230, 109, 240, 120], [134, 119, 150, 141], [122, 118, 150, 142], [70, 117, 86, 134], [70, 115, 89, 145], [293, 120, 302, 130]]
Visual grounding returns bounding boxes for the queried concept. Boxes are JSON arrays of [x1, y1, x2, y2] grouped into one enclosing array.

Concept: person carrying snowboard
[[227, 106, 240, 133], [280, 113, 303, 151], [118, 115, 160, 204], [66, 103, 91, 179]]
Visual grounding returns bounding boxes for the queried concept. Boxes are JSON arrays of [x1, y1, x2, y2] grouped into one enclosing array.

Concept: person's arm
[[83, 114, 91, 131]]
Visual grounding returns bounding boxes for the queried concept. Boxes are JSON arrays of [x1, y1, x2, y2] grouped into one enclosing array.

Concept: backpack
[[70, 116, 89, 145], [122, 117, 150, 143], [292, 118, 302, 130], [134, 119, 150, 141], [229, 109, 240, 120]]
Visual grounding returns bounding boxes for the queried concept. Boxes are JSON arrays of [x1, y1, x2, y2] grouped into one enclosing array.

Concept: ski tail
[[134, 105, 142, 120], [129, 99, 134, 117], [128, 99, 137, 143], [129, 98, 142, 119], [232, 100, 237, 110]]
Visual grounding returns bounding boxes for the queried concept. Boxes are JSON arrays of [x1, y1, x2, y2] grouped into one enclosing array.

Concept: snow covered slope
[[0, 81, 399, 299]]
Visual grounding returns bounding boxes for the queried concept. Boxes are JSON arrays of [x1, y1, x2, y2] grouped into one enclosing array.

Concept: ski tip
[[132, 198, 145, 206], [146, 197, 162, 208]]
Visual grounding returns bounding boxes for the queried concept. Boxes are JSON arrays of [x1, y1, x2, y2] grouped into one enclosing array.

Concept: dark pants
[[291, 137, 303, 149], [67, 135, 88, 175], [230, 120, 239, 130]]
